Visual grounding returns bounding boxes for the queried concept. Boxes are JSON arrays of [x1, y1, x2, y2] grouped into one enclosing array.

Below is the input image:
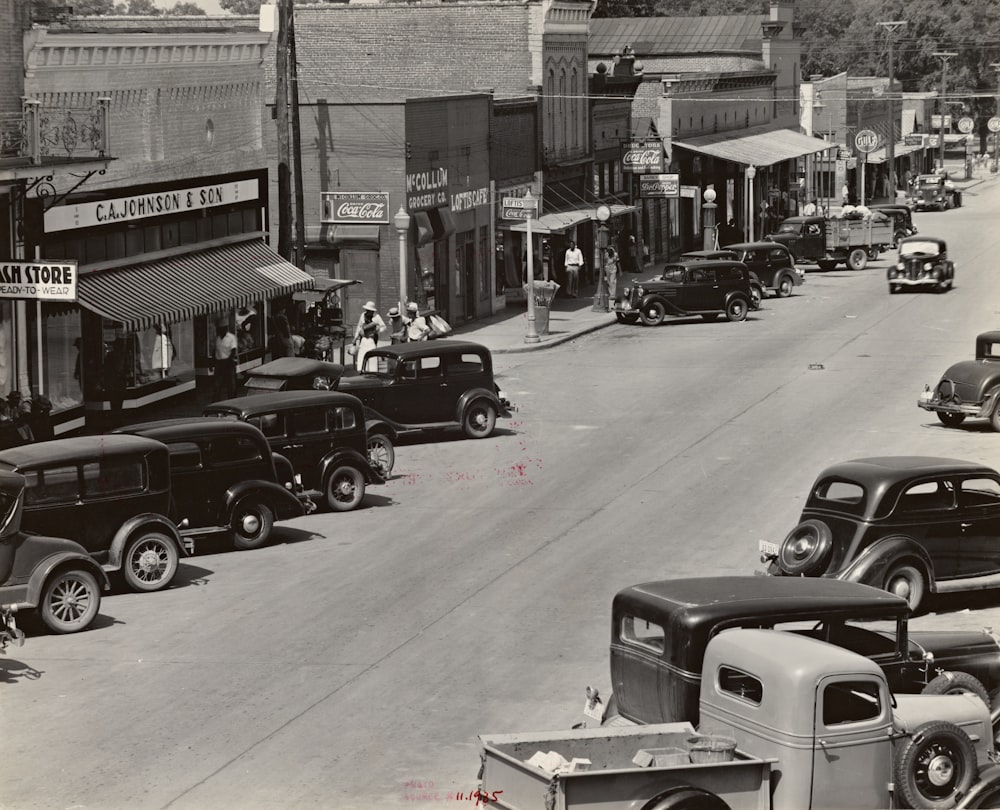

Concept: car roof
[[680, 250, 737, 259], [367, 339, 490, 359], [724, 241, 789, 251], [977, 331, 1000, 344], [246, 358, 344, 378], [816, 456, 993, 488], [663, 259, 745, 270], [899, 235, 945, 248], [204, 390, 364, 414], [0, 434, 165, 468], [116, 417, 268, 443]]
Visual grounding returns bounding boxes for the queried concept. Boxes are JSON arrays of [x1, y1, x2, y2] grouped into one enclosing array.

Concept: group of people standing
[[351, 300, 431, 370]]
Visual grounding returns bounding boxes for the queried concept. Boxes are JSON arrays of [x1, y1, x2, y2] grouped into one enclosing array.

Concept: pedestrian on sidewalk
[[212, 320, 238, 401], [387, 306, 407, 344], [563, 240, 584, 297], [604, 246, 621, 309], [405, 302, 431, 341]]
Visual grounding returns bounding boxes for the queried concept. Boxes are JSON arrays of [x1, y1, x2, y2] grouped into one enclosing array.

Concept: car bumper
[[616, 300, 639, 315], [917, 391, 989, 418], [892, 277, 941, 287]]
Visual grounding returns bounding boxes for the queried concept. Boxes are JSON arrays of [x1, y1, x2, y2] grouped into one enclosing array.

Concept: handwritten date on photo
[[403, 782, 503, 805]]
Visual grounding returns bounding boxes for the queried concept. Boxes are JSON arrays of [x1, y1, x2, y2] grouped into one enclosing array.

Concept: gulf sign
[[321, 192, 390, 224], [639, 174, 680, 198], [621, 140, 665, 174]]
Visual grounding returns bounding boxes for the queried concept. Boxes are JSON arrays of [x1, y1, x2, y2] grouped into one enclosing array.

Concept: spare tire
[[921, 672, 990, 708], [778, 519, 833, 576], [642, 787, 731, 810], [893, 720, 976, 809]]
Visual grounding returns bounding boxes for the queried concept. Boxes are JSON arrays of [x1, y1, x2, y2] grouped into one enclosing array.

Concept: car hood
[[938, 359, 997, 386], [910, 628, 1000, 669], [336, 375, 391, 393]]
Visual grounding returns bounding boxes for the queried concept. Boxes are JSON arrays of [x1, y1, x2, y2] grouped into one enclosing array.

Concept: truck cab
[[910, 173, 962, 211]]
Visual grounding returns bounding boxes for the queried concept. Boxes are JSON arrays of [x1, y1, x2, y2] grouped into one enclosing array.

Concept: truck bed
[[479, 723, 773, 810], [825, 217, 894, 250]]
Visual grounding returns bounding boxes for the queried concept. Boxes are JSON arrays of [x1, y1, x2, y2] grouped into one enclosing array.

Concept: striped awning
[[78, 239, 315, 330]]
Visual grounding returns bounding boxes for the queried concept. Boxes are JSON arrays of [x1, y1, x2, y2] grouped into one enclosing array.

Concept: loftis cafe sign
[[44, 178, 261, 233], [321, 192, 389, 224], [621, 140, 665, 174], [0, 261, 77, 302]]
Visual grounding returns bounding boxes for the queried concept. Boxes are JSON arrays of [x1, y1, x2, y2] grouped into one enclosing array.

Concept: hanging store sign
[[321, 192, 389, 224], [621, 140, 665, 173], [639, 174, 680, 198], [0, 260, 77, 302], [44, 178, 260, 233]]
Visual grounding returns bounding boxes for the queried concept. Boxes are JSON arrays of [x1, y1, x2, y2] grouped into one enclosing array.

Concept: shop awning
[[78, 238, 315, 331], [500, 203, 640, 234], [292, 277, 360, 304], [304, 224, 381, 248], [862, 141, 926, 165], [673, 124, 833, 167], [414, 211, 434, 245]]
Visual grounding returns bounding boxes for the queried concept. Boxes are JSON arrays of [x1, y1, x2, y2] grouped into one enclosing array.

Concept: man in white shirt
[[405, 302, 431, 341], [213, 320, 238, 399], [563, 240, 584, 297], [802, 198, 818, 216]]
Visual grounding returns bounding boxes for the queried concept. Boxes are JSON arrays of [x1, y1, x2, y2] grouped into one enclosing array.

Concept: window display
[[97, 316, 195, 397]]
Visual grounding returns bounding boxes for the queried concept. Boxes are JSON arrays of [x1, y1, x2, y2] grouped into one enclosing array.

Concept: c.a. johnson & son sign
[[43, 179, 261, 233], [0, 261, 78, 302]]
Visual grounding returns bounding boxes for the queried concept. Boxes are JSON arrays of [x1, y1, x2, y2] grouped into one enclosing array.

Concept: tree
[[219, 0, 263, 14], [167, 1, 208, 13], [124, 0, 161, 13]]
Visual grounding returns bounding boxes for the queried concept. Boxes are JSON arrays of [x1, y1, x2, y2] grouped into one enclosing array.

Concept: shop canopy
[[500, 203, 639, 234], [673, 124, 833, 167], [77, 238, 315, 331], [862, 141, 926, 165]]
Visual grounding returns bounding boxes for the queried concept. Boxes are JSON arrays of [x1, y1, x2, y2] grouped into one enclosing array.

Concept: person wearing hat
[[213, 319, 238, 400], [387, 306, 407, 344], [405, 302, 431, 341], [353, 300, 386, 346]]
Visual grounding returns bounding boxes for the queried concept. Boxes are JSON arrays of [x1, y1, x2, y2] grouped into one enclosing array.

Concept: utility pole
[[878, 21, 906, 201], [275, 0, 291, 261], [933, 51, 958, 171], [288, 2, 305, 269]]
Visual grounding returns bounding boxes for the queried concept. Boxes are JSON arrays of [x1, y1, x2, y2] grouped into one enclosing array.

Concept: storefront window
[[97, 316, 195, 398], [206, 303, 263, 364], [22, 303, 83, 414], [0, 303, 13, 400]]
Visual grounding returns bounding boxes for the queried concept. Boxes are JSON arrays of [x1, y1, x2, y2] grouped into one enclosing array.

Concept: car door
[[738, 248, 773, 286], [164, 440, 214, 526], [892, 479, 962, 579], [681, 267, 720, 311], [954, 475, 1000, 579], [387, 354, 448, 424], [248, 411, 315, 490]]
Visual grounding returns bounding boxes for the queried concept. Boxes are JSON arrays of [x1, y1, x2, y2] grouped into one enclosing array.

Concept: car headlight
[[636, 286, 645, 297], [923, 262, 932, 271]]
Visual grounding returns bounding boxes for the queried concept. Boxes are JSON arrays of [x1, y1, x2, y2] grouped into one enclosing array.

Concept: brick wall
[[0, 0, 28, 117]]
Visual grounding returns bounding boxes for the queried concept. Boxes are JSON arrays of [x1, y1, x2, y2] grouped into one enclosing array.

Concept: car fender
[[23, 552, 109, 607], [956, 764, 1000, 808], [723, 290, 752, 309], [455, 387, 506, 423], [641, 293, 686, 316], [224, 480, 304, 521], [837, 535, 935, 591], [108, 514, 188, 569], [319, 448, 384, 486], [365, 416, 397, 443]]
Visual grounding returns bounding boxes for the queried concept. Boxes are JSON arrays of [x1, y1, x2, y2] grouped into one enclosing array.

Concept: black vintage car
[[598, 576, 1000, 728], [919, 331, 1000, 430], [0, 435, 190, 593], [0, 469, 108, 636], [721, 241, 803, 299], [334, 340, 511, 441], [615, 259, 753, 326], [888, 235, 954, 294], [870, 203, 918, 246], [759, 456, 1000, 613], [117, 418, 310, 551], [204, 391, 383, 512], [678, 249, 765, 309]]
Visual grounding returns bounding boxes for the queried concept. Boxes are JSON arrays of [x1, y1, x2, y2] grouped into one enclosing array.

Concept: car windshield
[[775, 222, 801, 234], [899, 240, 942, 258], [360, 354, 398, 377], [659, 266, 686, 282]]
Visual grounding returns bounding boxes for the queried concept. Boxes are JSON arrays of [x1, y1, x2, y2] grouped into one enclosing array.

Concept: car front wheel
[[615, 312, 640, 325], [725, 298, 748, 322], [40, 569, 101, 634], [463, 401, 497, 439], [231, 500, 274, 551], [640, 300, 666, 326], [367, 432, 395, 477], [885, 562, 926, 613], [123, 531, 179, 592], [776, 275, 794, 298], [325, 466, 365, 512], [937, 411, 966, 428]]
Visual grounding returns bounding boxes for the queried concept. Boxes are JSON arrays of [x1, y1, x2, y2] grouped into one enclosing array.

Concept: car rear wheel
[[40, 569, 100, 634], [990, 401, 1000, 434], [885, 563, 926, 613], [922, 672, 991, 708], [893, 721, 976, 810], [231, 500, 274, 551], [778, 519, 833, 576], [463, 400, 497, 439], [817, 260, 838, 272], [937, 411, 966, 428], [776, 275, 794, 298], [615, 312, 640, 325], [725, 298, 748, 322], [848, 248, 868, 271], [367, 432, 395, 477], [325, 466, 365, 512], [640, 300, 666, 327], [123, 531, 178, 592]]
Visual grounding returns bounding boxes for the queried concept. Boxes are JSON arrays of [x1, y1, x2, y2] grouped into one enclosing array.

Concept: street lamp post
[[702, 187, 717, 250], [592, 204, 612, 312], [522, 191, 540, 344], [393, 206, 411, 311], [933, 51, 958, 171], [746, 165, 757, 242]]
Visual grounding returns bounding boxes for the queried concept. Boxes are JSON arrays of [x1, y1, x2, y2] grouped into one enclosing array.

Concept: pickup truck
[[478, 629, 1000, 810], [767, 213, 894, 271], [910, 173, 963, 212]]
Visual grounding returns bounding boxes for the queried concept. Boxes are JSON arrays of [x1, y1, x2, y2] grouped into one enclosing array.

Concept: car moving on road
[[889, 236, 955, 294], [919, 331, 1000, 430]]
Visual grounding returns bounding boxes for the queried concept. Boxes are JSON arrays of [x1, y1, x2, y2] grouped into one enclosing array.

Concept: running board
[[935, 574, 1000, 594]]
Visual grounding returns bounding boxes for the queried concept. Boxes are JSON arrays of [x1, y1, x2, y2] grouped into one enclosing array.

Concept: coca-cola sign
[[621, 140, 665, 173], [321, 192, 390, 224]]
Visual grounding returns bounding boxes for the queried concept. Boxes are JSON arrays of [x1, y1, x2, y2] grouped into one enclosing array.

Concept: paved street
[[3, 172, 1000, 810]]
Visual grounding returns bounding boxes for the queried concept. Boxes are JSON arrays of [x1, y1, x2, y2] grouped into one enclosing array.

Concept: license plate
[[759, 540, 779, 556], [918, 389, 933, 403]]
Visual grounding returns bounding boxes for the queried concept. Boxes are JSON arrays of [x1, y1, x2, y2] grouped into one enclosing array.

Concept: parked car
[[759, 456, 1000, 613], [679, 249, 765, 309], [0, 436, 190, 593], [721, 241, 803, 298], [615, 259, 753, 326], [333, 340, 511, 441], [888, 235, 955, 294], [595, 576, 1000, 730], [918, 330, 1000, 430], [910, 173, 962, 211], [0, 469, 108, 636], [203, 390, 383, 512], [870, 203, 918, 246], [116, 418, 311, 551], [241, 357, 395, 476]]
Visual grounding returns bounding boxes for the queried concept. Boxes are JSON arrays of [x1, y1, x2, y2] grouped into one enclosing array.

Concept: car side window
[[82, 459, 146, 498], [897, 480, 956, 512], [417, 356, 442, 379], [330, 406, 357, 431], [23, 466, 79, 505], [248, 413, 283, 438], [401, 360, 418, 380], [807, 223, 821, 236], [290, 408, 327, 436], [167, 441, 203, 471], [206, 437, 262, 465], [620, 615, 664, 654], [450, 353, 484, 375], [718, 666, 762, 705], [822, 680, 882, 726], [959, 477, 1000, 508], [767, 248, 787, 263]]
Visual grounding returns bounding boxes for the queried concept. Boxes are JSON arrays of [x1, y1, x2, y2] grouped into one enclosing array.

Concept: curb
[[492, 316, 616, 354]]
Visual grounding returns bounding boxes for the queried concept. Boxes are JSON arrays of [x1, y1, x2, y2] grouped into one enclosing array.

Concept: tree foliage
[[167, 1, 207, 13], [219, 0, 263, 14]]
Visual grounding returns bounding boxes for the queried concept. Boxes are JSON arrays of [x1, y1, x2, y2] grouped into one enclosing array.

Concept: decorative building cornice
[[24, 31, 269, 78]]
